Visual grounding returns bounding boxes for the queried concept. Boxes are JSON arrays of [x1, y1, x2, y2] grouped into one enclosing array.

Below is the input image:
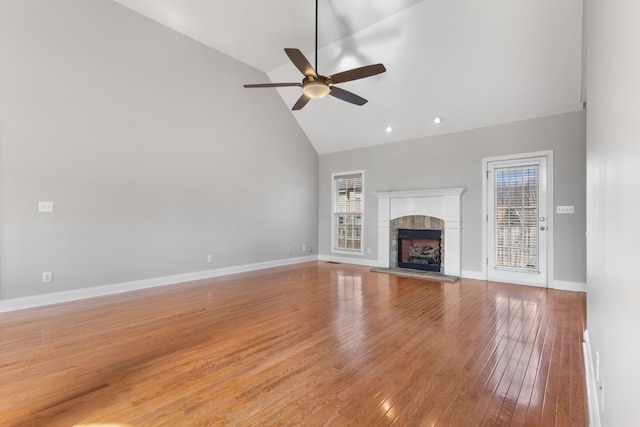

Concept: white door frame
[[481, 150, 554, 288]]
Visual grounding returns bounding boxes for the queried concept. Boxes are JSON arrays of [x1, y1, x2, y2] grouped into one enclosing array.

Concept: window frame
[[331, 170, 365, 256]]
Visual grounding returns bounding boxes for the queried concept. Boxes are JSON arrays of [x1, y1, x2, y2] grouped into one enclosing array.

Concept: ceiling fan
[[243, 0, 387, 111]]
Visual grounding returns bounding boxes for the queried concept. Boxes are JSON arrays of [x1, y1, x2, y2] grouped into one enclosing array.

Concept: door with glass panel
[[487, 156, 548, 287]]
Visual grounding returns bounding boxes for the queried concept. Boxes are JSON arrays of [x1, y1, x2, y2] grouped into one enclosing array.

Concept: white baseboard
[[0, 256, 587, 312], [317, 254, 381, 268], [0, 256, 317, 313], [583, 330, 602, 427], [461, 270, 485, 280], [553, 280, 587, 292], [458, 271, 587, 292]]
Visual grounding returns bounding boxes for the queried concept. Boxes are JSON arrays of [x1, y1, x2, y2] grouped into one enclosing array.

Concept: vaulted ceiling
[[112, 0, 585, 154]]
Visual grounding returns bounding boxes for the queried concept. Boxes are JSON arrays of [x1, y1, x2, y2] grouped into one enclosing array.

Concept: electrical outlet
[[287, 246, 291, 253], [307, 246, 312, 253], [207, 254, 213, 263], [302, 244, 306, 252], [38, 201, 54, 212], [42, 271, 52, 283], [367, 247, 372, 254]]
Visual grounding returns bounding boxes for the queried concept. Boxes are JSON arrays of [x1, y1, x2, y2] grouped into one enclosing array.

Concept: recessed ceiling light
[[433, 117, 442, 124], [386, 126, 393, 133]]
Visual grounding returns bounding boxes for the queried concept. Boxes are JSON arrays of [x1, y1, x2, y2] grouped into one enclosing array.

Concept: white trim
[[330, 248, 364, 256], [459, 271, 586, 292], [0, 256, 317, 313], [2, 255, 584, 314], [481, 277, 550, 289], [482, 150, 554, 287], [461, 270, 485, 280], [318, 254, 380, 268], [583, 330, 602, 427], [487, 279, 586, 292], [553, 280, 587, 292], [374, 187, 467, 199]]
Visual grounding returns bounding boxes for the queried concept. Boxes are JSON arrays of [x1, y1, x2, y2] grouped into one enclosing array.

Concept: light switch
[[38, 201, 54, 212], [556, 205, 574, 214]]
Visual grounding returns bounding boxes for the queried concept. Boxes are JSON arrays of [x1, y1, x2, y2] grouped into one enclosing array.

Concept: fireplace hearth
[[397, 229, 442, 272]]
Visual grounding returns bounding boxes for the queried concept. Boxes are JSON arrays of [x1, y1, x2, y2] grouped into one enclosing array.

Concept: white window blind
[[494, 164, 539, 271], [333, 172, 363, 252]]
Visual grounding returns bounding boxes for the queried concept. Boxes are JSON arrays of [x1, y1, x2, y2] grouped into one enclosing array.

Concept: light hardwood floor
[[0, 262, 588, 426]]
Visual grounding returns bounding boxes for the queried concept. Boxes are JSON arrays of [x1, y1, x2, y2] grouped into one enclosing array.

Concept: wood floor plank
[[478, 297, 541, 426], [491, 299, 546, 425], [0, 262, 588, 426]]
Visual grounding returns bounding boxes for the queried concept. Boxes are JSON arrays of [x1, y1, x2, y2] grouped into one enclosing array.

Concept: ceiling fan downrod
[[315, 0, 319, 74]]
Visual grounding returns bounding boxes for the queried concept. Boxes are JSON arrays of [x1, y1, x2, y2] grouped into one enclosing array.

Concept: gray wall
[[586, 0, 640, 424], [319, 111, 586, 283], [0, 0, 318, 299]]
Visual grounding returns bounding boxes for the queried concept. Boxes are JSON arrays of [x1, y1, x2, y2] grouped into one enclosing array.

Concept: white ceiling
[[112, 0, 585, 154]]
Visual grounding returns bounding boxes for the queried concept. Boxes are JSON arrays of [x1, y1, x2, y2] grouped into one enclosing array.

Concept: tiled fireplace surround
[[375, 188, 466, 277]]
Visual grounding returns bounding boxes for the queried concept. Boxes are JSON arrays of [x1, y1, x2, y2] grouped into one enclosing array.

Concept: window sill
[[331, 249, 364, 256]]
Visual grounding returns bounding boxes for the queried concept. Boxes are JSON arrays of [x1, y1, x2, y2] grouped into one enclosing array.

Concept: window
[[332, 171, 364, 254], [494, 164, 539, 271]]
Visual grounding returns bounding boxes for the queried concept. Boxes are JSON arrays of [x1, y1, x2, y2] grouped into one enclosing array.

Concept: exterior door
[[487, 156, 549, 287]]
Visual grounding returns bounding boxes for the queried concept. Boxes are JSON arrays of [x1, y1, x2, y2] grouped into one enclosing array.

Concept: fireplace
[[375, 187, 466, 277], [398, 229, 442, 272]]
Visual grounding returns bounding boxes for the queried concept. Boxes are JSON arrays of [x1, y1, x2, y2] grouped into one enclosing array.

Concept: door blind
[[494, 165, 539, 271]]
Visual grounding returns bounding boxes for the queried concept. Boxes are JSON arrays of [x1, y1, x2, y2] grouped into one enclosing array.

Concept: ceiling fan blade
[[329, 64, 386, 84], [329, 86, 368, 106], [285, 48, 317, 78], [292, 94, 311, 110], [243, 83, 301, 88]]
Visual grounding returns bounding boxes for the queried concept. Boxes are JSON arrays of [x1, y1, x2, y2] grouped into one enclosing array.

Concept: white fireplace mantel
[[374, 187, 466, 276]]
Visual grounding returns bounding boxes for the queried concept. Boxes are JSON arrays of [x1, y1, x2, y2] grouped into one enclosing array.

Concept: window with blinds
[[494, 165, 539, 271], [332, 172, 363, 252]]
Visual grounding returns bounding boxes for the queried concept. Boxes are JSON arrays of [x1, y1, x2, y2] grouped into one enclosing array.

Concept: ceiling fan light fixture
[[302, 81, 331, 98]]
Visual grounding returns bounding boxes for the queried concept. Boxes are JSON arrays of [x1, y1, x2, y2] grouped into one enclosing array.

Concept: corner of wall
[[553, 280, 587, 292]]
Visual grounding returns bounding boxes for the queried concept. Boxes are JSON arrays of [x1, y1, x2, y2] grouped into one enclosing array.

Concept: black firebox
[[397, 228, 442, 272]]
